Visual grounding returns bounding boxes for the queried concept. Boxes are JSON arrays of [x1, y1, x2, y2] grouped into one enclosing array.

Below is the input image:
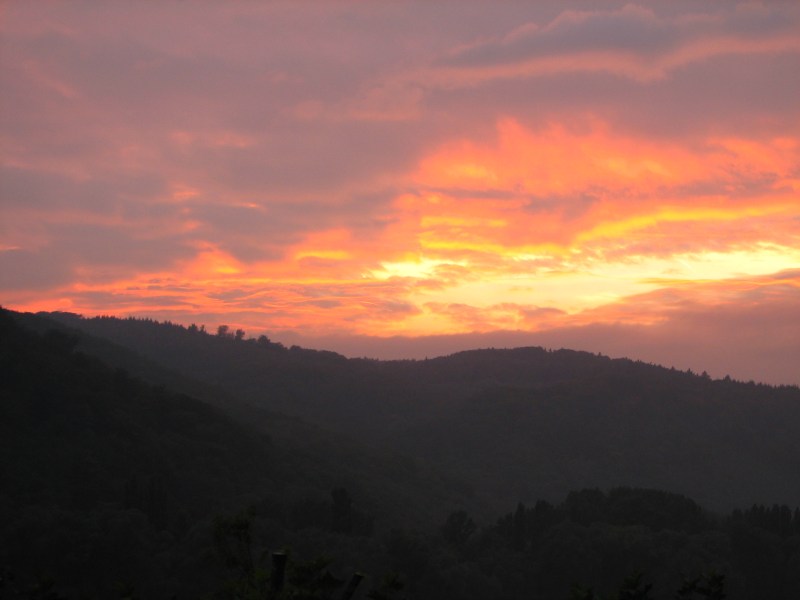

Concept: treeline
[[472, 489, 800, 599], [0, 309, 450, 597], [9, 485, 797, 599], [211, 494, 800, 600], [39, 311, 800, 515], [3, 309, 800, 598]]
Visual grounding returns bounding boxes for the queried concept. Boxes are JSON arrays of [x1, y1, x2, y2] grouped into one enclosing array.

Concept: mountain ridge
[[3, 307, 800, 599], [34, 310, 800, 512]]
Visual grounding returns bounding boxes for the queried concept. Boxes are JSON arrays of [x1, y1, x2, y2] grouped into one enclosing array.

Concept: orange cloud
[[7, 117, 797, 342], [3, 2, 799, 374]]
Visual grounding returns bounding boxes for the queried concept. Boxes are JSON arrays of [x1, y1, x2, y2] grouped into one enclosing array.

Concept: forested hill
[[0, 309, 274, 596], [37, 310, 800, 512], [0, 309, 473, 597], [4, 308, 800, 599]]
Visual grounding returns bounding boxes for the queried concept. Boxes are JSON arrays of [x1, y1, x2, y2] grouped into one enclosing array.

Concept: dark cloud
[[0, 224, 196, 293], [0, 249, 74, 290], [0, 166, 168, 214], [65, 290, 196, 310], [445, 5, 673, 68], [443, 3, 797, 70]]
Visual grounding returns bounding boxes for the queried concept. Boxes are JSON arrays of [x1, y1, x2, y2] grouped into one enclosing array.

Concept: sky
[[1, 1, 799, 385]]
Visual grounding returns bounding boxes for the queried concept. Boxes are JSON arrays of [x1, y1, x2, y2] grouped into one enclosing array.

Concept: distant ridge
[[4, 308, 800, 599], [35, 310, 800, 512]]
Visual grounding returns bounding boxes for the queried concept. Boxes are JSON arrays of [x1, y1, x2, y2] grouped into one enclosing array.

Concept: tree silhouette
[[512, 502, 526, 551], [366, 573, 404, 600], [616, 572, 653, 600], [213, 509, 258, 585], [676, 571, 726, 600], [441, 510, 476, 547], [569, 584, 601, 600], [213, 509, 371, 600]]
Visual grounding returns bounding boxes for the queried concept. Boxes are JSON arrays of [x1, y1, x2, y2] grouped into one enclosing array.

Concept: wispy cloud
[[1, 2, 798, 382]]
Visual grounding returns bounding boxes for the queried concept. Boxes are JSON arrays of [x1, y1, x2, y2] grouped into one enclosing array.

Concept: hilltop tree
[[441, 510, 476, 547]]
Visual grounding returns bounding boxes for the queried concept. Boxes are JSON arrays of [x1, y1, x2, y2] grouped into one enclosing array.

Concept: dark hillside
[[11, 310, 479, 525], [42, 311, 800, 512], [401, 356, 800, 509], [0, 310, 278, 596], [0, 310, 472, 597], [3, 309, 800, 599]]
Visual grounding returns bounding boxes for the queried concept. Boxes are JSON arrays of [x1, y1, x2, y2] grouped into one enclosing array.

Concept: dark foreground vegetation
[[2, 308, 800, 598]]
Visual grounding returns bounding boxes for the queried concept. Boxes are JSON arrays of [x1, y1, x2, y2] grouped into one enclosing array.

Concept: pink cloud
[[2, 2, 798, 384]]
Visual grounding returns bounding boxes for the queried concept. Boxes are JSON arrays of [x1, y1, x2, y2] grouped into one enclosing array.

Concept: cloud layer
[[2, 2, 799, 383]]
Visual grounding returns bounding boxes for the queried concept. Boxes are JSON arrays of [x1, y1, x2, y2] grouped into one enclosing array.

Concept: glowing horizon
[[1, 2, 799, 384]]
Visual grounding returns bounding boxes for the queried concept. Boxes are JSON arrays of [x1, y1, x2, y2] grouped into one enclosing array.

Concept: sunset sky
[[2, 1, 799, 384]]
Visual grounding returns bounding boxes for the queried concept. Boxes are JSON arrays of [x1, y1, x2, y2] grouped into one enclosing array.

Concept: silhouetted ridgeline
[[38, 310, 800, 511], [3, 308, 800, 598], [0, 309, 464, 597]]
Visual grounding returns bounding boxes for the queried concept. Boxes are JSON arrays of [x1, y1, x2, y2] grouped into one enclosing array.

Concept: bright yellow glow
[[6, 119, 799, 339], [369, 257, 466, 280]]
